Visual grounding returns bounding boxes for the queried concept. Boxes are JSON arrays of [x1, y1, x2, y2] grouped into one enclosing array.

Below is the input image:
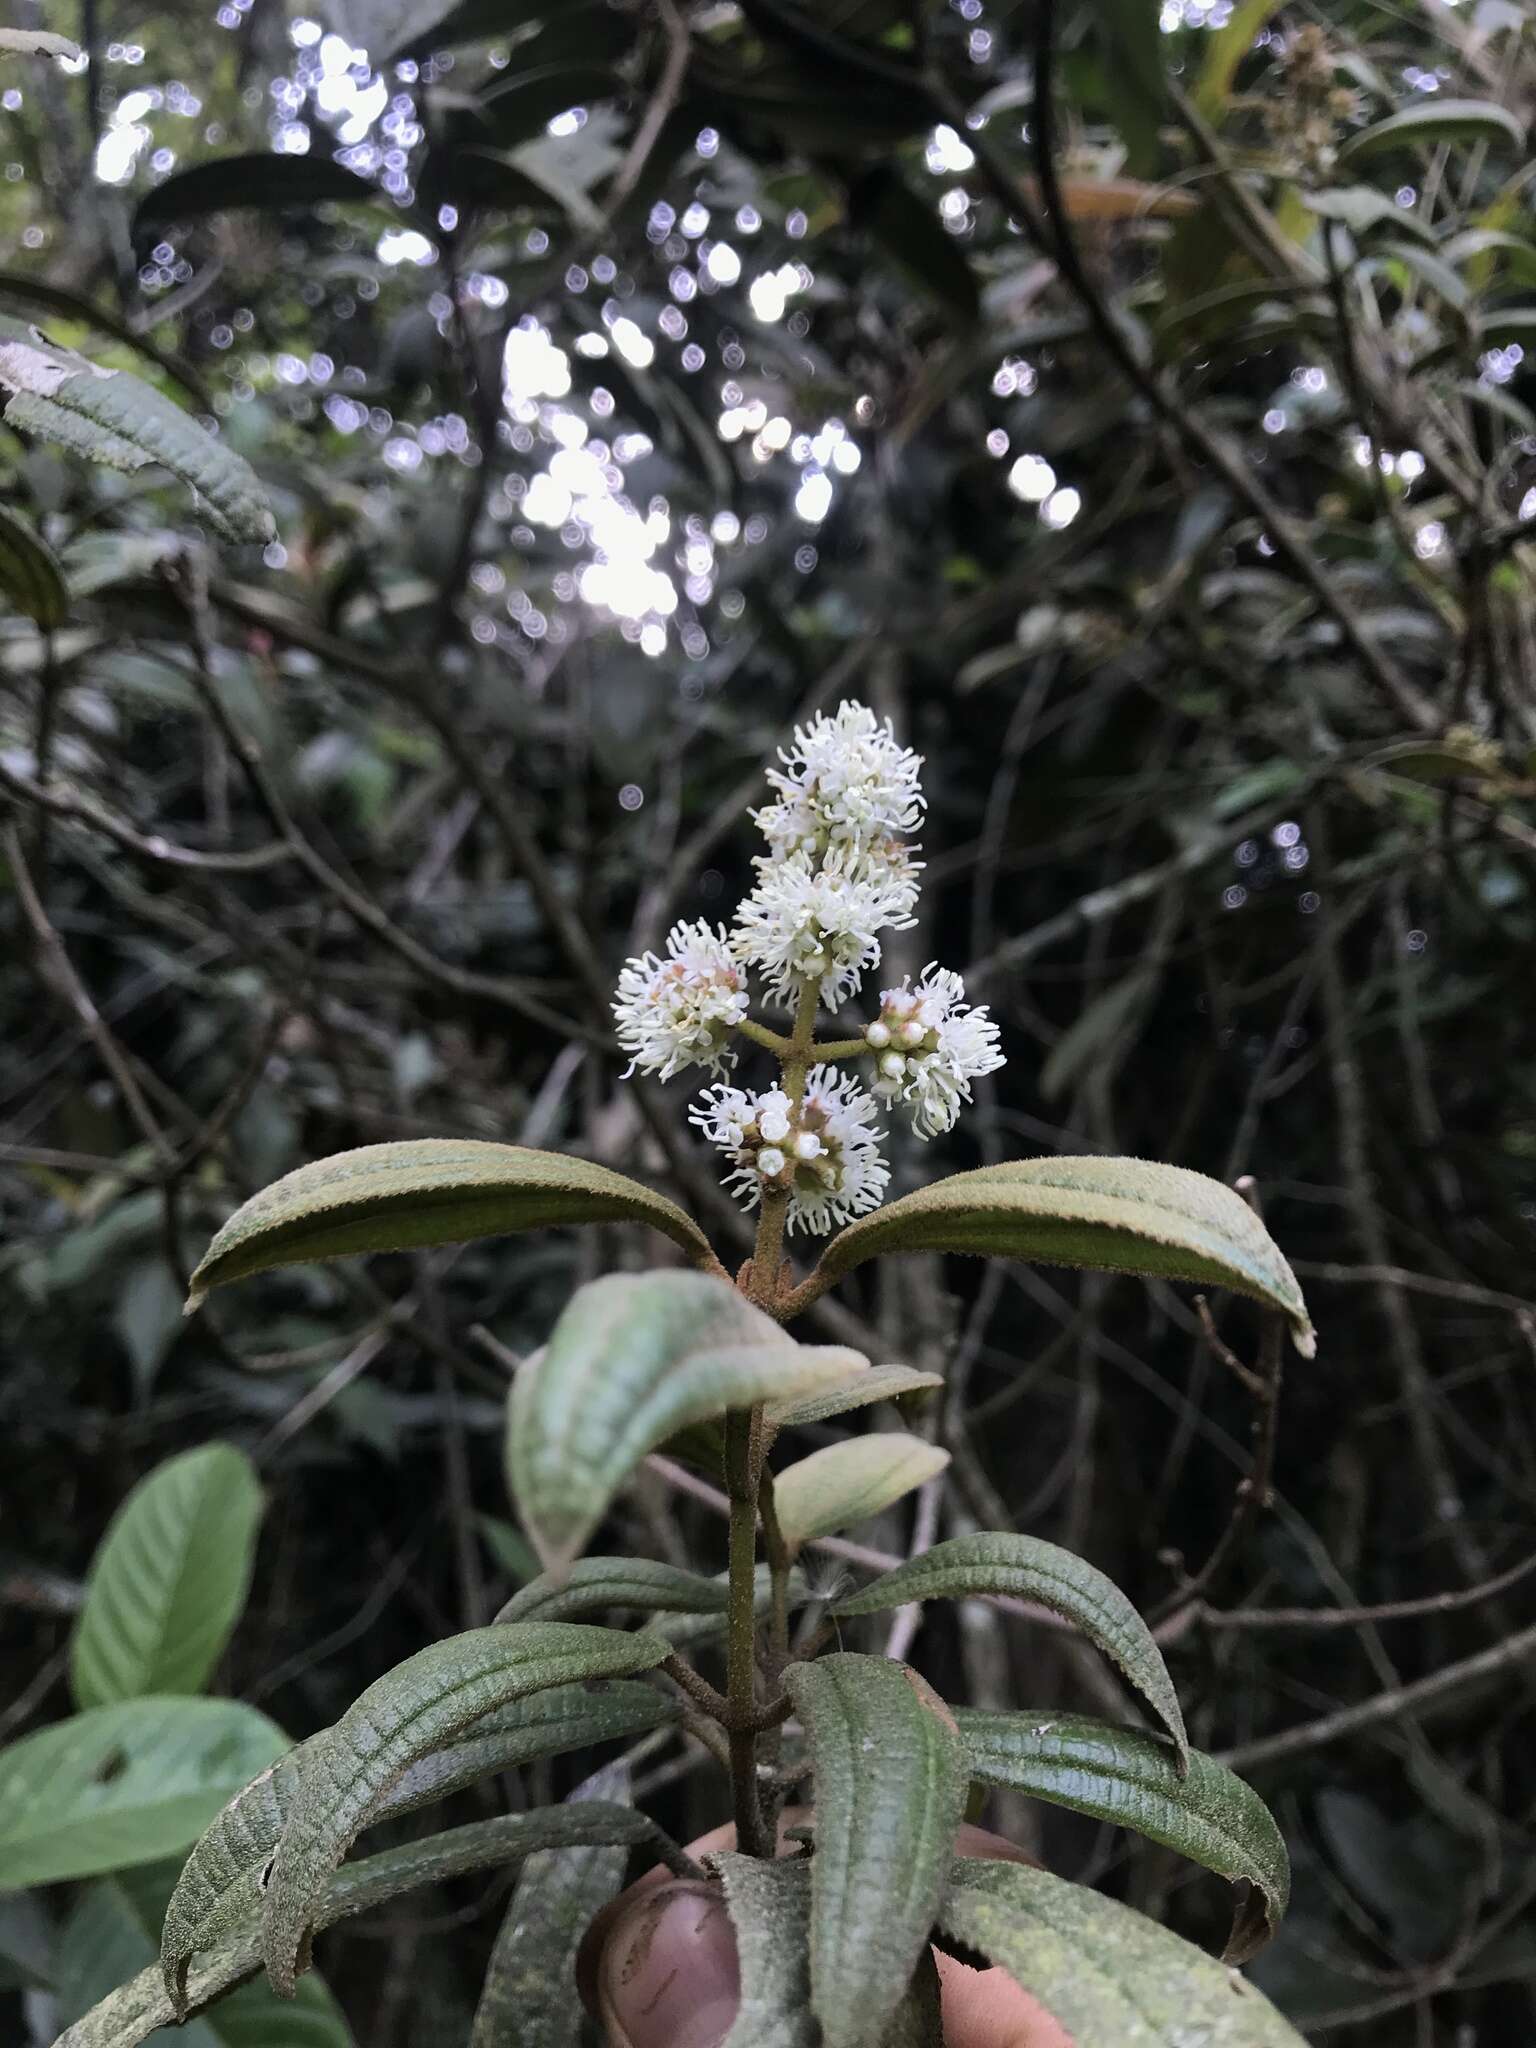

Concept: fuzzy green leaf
[[833, 1533, 1187, 1768], [784, 1654, 969, 2048], [772, 1434, 950, 1553], [0, 1699, 286, 1890], [507, 1271, 865, 1571], [161, 1680, 671, 2003], [936, 1858, 1308, 2045], [470, 1765, 632, 2047], [716, 1852, 817, 2048], [496, 1556, 734, 1625], [810, 1158, 1314, 1354], [259, 1623, 667, 1993], [0, 315, 273, 543], [651, 1563, 810, 1648], [1338, 99, 1526, 164], [0, 503, 67, 626], [71, 1445, 264, 1710], [186, 1140, 718, 1309], [60, 1807, 659, 2048], [766, 1363, 944, 1431], [955, 1709, 1287, 1960]]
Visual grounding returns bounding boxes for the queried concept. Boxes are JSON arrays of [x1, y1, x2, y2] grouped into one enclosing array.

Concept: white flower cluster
[[610, 700, 1005, 1234], [866, 967, 1005, 1141], [691, 1066, 889, 1234], [611, 921, 748, 1080]]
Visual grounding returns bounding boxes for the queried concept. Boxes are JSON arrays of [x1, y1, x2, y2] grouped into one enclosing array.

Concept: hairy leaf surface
[[716, 1852, 817, 2048], [187, 1141, 718, 1307], [765, 1362, 943, 1431], [955, 1709, 1287, 1959], [784, 1654, 968, 2048], [833, 1533, 1188, 1767], [936, 1859, 1307, 2045], [772, 1434, 949, 1553], [497, 1555, 733, 1625]]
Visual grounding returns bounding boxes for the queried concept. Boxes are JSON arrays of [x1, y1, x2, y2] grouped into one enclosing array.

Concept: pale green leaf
[[766, 1362, 944, 1431], [61, 1807, 660, 2048], [0, 316, 273, 543], [809, 1158, 1314, 1355], [186, 1140, 719, 1309], [1190, 0, 1277, 117], [832, 1533, 1187, 1767], [772, 1434, 950, 1553], [71, 1445, 264, 1710], [955, 1709, 1287, 1960], [0, 503, 67, 626], [784, 1654, 969, 2048], [470, 1764, 632, 2047], [496, 1556, 733, 1625], [0, 1699, 286, 1890], [716, 1852, 817, 2048], [507, 1270, 865, 1571], [260, 1622, 668, 1994], [162, 1681, 672, 2002], [936, 1858, 1307, 2045], [1337, 99, 1526, 164]]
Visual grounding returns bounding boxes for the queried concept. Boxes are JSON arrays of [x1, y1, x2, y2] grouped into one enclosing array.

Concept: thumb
[[594, 1879, 742, 2048]]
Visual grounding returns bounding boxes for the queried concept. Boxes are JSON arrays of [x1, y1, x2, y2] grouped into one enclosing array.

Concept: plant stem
[[723, 1405, 768, 1855], [808, 1034, 869, 1060], [738, 1014, 792, 1055]]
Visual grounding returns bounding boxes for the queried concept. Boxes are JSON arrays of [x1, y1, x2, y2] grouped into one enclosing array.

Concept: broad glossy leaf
[[0, 316, 273, 544], [936, 1859, 1307, 2045], [507, 1270, 864, 1570], [186, 1141, 718, 1308], [57, 1870, 348, 2048], [809, 1158, 1314, 1355], [784, 1654, 968, 2048], [716, 1852, 817, 2048], [62, 1807, 659, 2048], [72, 1444, 264, 1709], [0, 503, 66, 626], [162, 1681, 671, 2001], [0, 1698, 286, 1889], [955, 1710, 1287, 1960], [1337, 99, 1526, 164], [766, 1362, 943, 1431], [772, 1435, 949, 1553], [497, 1556, 733, 1625], [260, 1623, 668, 1993], [135, 156, 382, 239], [833, 1533, 1187, 1767], [470, 1764, 632, 2047]]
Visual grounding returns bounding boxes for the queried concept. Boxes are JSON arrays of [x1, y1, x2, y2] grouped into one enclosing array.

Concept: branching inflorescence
[[613, 701, 1005, 1236]]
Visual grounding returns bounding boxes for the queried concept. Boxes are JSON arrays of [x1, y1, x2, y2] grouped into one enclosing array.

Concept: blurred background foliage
[[2, 0, 1536, 2039]]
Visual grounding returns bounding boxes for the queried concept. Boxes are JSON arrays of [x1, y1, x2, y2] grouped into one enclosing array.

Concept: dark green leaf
[[162, 1681, 672, 2002], [0, 316, 273, 543], [0, 502, 67, 626], [833, 1533, 1188, 1768], [1337, 99, 1526, 163], [135, 156, 383, 241], [936, 1858, 1307, 2044], [1091, 0, 1166, 174], [0, 1698, 286, 1889], [772, 1434, 949, 1552], [716, 1852, 817, 2048], [807, 1158, 1315, 1355], [71, 1444, 264, 1710], [955, 1709, 1288, 1959], [848, 168, 979, 323], [185, 1140, 720, 1309], [506, 1270, 864, 1570], [480, 66, 624, 150], [496, 1556, 733, 1625], [469, 1764, 632, 2047], [784, 1654, 969, 2048], [260, 1622, 668, 1994]]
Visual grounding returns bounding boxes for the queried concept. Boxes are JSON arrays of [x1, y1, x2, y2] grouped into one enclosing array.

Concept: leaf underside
[[772, 1434, 950, 1552]]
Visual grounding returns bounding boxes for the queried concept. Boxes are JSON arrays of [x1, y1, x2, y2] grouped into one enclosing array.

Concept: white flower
[[612, 920, 749, 1081], [732, 843, 919, 1009], [867, 966, 1005, 1139], [690, 1065, 889, 1234], [753, 700, 925, 860]]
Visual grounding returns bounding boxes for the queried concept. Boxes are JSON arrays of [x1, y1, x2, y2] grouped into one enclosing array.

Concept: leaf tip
[[182, 1280, 208, 1317], [1290, 1320, 1317, 1360]]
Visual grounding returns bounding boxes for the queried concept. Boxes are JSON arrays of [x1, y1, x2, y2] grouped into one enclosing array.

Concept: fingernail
[[598, 1881, 740, 2048]]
